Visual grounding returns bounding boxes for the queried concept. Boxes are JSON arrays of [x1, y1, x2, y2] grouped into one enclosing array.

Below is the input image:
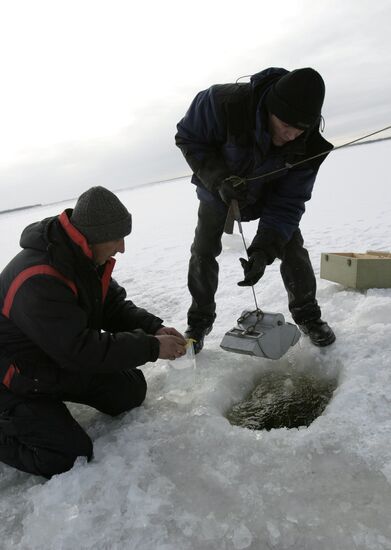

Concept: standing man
[[176, 67, 336, 353], [0, 186, 186, 478]]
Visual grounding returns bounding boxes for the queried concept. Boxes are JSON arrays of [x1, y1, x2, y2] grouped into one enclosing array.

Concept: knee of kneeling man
[[36, 438, 93, 478], [107, 374, 147, 417], [110, 389, 147, 417], [126, 368, 147, 405], [135, 373, 147, 405]]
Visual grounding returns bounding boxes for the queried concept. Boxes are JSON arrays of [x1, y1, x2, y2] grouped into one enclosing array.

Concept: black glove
[[237, 251, 267, 286], [218, 176, 247, 206]]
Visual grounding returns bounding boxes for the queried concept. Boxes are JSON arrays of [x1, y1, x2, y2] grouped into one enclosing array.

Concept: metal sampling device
[[220, 200, 301, 360]]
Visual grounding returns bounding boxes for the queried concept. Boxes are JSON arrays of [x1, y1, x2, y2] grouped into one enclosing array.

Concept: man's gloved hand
[[218, 176, 247, 206], [237, 251, 267, 286]]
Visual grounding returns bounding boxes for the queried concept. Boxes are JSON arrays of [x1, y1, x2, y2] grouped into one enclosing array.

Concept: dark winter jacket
[[0, 210, 163, 397], [175, 67, 333, 258]]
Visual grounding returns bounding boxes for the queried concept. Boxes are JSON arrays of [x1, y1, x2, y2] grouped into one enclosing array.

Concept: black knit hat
[[71, 186, 132, 244], [265, 68, 325, 130]]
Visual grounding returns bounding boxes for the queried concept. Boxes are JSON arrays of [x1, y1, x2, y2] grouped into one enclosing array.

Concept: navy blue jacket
[[0, 211, 163, 397], [175, 67, 332, 246]]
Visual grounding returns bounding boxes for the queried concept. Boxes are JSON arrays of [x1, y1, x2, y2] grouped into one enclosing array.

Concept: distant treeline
[[0, 136, 389, 216], [0, 204, 41, 215]]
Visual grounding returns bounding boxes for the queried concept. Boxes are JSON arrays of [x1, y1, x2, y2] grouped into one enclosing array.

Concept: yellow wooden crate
[[320, 251, 391, 289]]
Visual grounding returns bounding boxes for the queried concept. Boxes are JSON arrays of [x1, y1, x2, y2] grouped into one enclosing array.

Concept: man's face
[[268, 113, 305, 147], [90, 238, 125, 265]]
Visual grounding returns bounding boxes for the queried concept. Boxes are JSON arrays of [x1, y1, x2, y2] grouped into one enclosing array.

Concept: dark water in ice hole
[[227, 370, 337, 430]]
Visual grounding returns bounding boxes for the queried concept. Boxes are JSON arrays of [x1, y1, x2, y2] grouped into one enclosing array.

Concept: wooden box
[[320, 251, 391, 289]]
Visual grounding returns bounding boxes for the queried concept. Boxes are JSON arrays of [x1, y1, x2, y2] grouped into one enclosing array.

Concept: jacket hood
[[19, 210, 94, 278], [250, 67, 288, 91], [20, 216, 55, 253], [247, 68, 289, 153], [20, 210, 92, 256]]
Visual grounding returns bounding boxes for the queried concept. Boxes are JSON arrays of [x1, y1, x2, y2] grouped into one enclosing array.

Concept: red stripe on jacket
[[2, 363, 20, 388], [58, 211, 93, 259], [59, 210, 116, 302], [1, 265, 78, 319]]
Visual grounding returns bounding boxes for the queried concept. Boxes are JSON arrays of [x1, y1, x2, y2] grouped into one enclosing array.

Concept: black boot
[[185, 325, 213, 355], [298, 319, 336, 347]]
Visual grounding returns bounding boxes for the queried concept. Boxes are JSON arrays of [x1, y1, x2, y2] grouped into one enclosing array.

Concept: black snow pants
[[187, 200, 321, 327], [0, 367, 146, 479]]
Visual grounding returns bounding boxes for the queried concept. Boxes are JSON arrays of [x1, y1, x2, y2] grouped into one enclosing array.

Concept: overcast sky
[[0, 0, 390, 209]]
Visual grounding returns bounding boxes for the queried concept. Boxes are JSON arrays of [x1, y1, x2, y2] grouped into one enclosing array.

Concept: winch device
[[220, 200, 301, 360]]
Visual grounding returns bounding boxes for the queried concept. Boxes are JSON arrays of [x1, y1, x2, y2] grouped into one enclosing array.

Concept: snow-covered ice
[[1, 141, 391, 549]]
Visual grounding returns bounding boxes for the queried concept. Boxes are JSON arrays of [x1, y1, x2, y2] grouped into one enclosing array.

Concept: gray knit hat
[[71, 186, 132, 244]]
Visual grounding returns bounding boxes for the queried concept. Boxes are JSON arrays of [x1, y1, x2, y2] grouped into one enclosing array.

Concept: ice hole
[[226, 370, 337, 431]]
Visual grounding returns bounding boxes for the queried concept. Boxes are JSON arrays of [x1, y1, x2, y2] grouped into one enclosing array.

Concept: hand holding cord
[[218, 176, 247, 206]]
